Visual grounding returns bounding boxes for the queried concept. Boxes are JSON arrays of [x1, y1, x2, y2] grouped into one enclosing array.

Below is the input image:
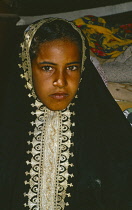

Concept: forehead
[[36, 39, 81, 61]]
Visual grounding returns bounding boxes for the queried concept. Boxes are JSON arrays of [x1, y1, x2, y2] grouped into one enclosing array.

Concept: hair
[[30, 19, 82, 60]]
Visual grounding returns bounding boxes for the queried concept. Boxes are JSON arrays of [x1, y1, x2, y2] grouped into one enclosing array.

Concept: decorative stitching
[[24, 101, 74, 209]]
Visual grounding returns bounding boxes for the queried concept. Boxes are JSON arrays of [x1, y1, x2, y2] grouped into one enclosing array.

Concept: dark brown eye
[[67, 65, 79, 71], [42, 66, 53, 71]]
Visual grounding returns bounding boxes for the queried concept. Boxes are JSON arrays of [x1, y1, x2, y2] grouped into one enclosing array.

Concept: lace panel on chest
[[24, 104, 74, 210]]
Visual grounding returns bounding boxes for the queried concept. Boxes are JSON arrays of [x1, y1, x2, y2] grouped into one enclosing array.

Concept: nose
[[53, 70, 67, 88]]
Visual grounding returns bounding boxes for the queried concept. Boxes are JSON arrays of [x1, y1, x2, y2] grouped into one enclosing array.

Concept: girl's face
[[31, 39, 81, 111]]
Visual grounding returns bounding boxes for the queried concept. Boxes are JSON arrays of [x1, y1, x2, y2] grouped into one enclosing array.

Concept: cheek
[[32, 72, 47, 98], [33, 70, 48, 88], [34, 79, 50, 96], [70, 72, 81, 91]]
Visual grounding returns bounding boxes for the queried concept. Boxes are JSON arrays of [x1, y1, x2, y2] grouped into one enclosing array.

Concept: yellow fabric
[[73, 16, 132, 58]]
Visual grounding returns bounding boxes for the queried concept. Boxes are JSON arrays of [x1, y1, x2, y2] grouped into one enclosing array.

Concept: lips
[[50, 93, 68, 100]]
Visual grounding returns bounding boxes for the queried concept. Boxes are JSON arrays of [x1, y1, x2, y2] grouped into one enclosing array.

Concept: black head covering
[[0, 18, 132, 210]]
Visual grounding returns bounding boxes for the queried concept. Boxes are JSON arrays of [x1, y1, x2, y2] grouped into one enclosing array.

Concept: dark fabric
[[0, 20, 132, 210], [66, 61, 132, 210]]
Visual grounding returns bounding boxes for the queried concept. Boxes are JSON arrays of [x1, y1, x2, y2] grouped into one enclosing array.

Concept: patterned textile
[[73, 15, 132, 59]]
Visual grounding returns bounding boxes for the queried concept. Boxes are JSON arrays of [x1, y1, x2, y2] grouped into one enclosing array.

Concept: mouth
[[50, 93, 69, 100]]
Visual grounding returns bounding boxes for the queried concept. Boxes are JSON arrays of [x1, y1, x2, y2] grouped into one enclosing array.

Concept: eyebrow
[[39, 61, 81, 65], [67, 61, 81, 65], [39, 61, 57, 65]]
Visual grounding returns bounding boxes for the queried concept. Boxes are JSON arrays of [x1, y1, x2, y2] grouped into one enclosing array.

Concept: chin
[[46, 104, 69, 111], [47, 106, 67, 111]]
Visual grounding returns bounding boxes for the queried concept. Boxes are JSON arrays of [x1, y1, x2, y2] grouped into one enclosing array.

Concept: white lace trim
[[24, 100, 75, 209]]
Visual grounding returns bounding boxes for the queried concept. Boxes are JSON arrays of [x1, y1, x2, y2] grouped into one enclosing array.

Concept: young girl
[[1, 18, 132, 210]]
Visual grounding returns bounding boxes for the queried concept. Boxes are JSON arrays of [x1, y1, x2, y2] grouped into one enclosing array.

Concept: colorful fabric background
[[73, 15, 132, 59]]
